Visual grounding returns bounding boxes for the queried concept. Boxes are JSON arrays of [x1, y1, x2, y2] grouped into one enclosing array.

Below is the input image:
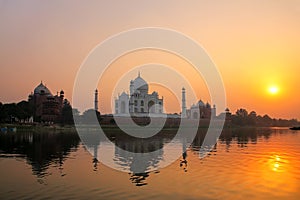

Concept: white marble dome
[[133, 74, 148, 92]]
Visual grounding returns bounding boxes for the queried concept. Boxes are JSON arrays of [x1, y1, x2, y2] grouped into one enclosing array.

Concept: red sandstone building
[[28, 82, 64, 123]]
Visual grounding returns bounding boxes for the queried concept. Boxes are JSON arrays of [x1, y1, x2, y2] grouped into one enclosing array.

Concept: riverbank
[[0, 123, 76, 132], [1, 122, 293, 135]]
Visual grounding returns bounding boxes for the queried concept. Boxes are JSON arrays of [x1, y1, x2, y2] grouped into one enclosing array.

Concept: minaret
[[212, 104, 216, 118], [181, 87, 187, 118], [130, 80, 134, 95], [94, 89, 98, 111]]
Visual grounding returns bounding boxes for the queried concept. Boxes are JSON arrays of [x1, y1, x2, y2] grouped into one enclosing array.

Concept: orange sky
[[0, 1, 299, 119]]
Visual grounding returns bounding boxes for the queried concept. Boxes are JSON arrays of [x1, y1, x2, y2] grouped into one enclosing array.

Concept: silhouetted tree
[[72, 108, 80, 116], [17, 100, 33, 120], [230, 109, 299, 127], [0, 103, 22, 123], [61, 99, 74, 125], [262, 114, 272, 126], [247, 111, 257, 126], [81, 109, 101, 124], [0, 101, 33, 123], [236, 108, 248, 117], [232, 108, 249, 126]]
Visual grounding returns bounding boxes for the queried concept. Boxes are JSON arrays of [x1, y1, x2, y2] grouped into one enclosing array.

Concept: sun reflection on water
[[258, 153, 295, 194], [273, 155, 280, 172], [269, 154, 288, 173]]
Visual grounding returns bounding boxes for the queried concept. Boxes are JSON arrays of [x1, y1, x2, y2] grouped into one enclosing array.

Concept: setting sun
[[268, 86, 279, 95]]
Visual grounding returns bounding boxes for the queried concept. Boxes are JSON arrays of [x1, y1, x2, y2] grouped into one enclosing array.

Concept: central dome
[[34, 82, 52, 95], [133, 73, 148, 93]]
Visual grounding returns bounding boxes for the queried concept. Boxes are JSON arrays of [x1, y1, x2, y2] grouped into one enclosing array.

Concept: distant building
[[115, 72, 164, 117], [28, 81, 64, 122], [218, 108, 232, 121], [187, 100, 216, 119]]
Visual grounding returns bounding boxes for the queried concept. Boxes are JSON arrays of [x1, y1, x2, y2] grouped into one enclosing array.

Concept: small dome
[[34, 82, 52, 95]]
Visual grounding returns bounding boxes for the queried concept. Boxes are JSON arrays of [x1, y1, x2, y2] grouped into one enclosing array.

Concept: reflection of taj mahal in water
[[113, 72, 217, 119]]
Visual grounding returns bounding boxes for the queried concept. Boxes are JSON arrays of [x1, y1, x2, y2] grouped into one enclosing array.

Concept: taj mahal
[[114, 72, 164, 117], [113, 72, 217, 119]]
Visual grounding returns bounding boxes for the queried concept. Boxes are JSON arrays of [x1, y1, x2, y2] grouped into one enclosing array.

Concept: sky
[[0, 0, 299, 119]]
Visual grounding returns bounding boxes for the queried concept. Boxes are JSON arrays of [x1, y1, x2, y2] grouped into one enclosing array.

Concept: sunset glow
[[0, 1, 299, 120], [1, 2, 300, 200], [268, 86, 279, 95]]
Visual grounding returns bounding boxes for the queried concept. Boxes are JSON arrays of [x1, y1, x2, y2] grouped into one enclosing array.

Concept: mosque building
[[186, 100, 216, 119], [28, 81, 64, 122], [181, 87, 216, 119], [114, 72, 164, 117]]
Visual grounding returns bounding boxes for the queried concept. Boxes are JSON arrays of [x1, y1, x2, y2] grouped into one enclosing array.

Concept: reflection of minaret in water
[[181, 87, 187, 118], [180, 138, 188, 172], [93, 143, 99, 171], [94, 89, 98, 111]]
